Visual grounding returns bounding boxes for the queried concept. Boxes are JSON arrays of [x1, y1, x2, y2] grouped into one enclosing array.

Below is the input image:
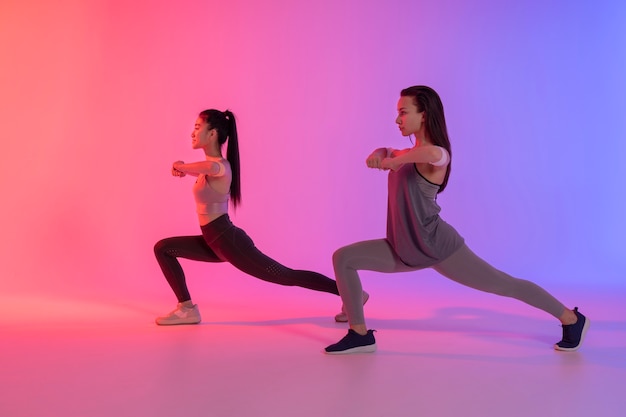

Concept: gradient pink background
[[1, 0, 624, 308]]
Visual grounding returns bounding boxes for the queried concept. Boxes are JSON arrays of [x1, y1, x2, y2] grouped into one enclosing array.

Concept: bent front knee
[[154, 238, 171, 256], [332, 246, 354, 270]]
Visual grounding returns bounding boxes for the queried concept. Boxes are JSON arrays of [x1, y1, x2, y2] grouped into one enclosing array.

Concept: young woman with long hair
[[324, 86, 589, 354], [154, 109, 357, 325]]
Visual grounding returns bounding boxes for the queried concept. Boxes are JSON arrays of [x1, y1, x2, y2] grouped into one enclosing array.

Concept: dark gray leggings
[[154, 214, 339, 302], [333, 239, 566, 325]]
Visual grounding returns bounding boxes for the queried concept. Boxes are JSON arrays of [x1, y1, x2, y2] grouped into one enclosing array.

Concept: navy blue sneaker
[[325, 329, 377, 354], [554, 307, 590, 351]]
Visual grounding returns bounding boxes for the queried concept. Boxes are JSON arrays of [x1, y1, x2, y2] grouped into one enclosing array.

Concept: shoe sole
[[554, 318, 590, 352], [325, 343, 377, 355], [155, 318, 201, 326]]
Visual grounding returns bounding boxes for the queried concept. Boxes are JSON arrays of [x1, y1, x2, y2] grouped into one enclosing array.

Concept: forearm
[[391, 146, 442, 165], [175, 161, 222, 176]]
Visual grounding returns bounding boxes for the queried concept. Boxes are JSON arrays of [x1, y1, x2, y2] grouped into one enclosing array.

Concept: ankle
[[559, 308, 577, 325], [180, 300, 194, 308], [350, 325, 368, 336]]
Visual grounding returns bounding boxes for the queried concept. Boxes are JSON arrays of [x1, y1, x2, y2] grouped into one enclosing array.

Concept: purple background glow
[[1, 0, 624, 304]]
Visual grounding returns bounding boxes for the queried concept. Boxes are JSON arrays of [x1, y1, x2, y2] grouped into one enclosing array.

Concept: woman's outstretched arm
[[381, 146, 448, 171], [172, 160, 226, 177], [366, 147, 411, 169]]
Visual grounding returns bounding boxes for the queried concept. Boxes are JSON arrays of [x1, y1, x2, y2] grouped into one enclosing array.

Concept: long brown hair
[[400, 86, 452, 193]]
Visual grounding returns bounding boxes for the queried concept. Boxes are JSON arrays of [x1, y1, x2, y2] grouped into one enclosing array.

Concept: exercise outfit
[[334, 156, 567, 326], [155, 161, 339, 303]]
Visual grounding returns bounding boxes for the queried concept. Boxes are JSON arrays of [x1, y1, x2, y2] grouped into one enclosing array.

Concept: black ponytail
[[198, 109, 241, 208], [223, 110, 241, 208]]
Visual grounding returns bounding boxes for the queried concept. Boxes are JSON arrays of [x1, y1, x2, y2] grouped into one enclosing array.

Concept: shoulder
[[206, 157, 231, 177], [429, 146, 449, 167]]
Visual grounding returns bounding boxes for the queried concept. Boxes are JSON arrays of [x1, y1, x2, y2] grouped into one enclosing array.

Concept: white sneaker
[[334, 291, 369, 323], [155, 303, 202, 325]]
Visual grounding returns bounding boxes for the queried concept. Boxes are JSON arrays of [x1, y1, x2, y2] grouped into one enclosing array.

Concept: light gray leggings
[[333, 239, 566, 325]]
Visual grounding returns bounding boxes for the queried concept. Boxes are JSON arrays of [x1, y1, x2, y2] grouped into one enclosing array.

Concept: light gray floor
[[1, 279, 624, 417]]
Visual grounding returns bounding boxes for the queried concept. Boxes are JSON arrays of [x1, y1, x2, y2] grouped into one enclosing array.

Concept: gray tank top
[[386, 163, 464, 267]]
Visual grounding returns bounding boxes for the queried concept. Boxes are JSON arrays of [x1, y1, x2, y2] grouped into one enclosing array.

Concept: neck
[[204, 146, 222, 158], [412, 133, 431, 147]]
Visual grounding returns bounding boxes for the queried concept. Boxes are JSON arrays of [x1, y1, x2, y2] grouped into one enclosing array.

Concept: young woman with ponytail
[[154, 109, 348, 325]]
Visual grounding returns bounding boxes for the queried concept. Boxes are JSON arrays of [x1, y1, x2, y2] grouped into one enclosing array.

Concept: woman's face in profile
[[396, 96, 424, 137], [191, 118, 214, 149]]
